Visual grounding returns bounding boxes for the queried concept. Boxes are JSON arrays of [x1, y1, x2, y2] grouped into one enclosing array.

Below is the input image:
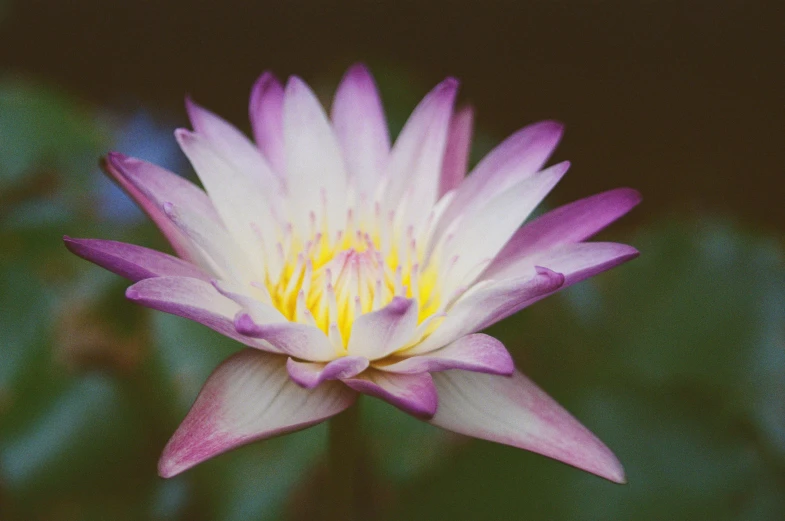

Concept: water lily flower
[[65, 64, 639, 482]]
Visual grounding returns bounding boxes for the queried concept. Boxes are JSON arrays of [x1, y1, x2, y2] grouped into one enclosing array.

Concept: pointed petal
[[382, 78, 458, 227], [485, 188, 641, 278], [434, 120, 563, 242], [438, 161, 569, 295], [283, 76, 348, 235], [439, 106, 474, 197], [64, 237, 210, 282], [102, 152, 219, 267], [430, 369, 626, 483], [126, 276, 267, 349], [235, 313, 337, 362], [185, 97, 280, 190], [286, 356, 369, 389], [407, 267, 565, 355], [343, 369, 437, 419], [159, 349, 357, 477], [376, 333, 513, 376], [331, 63, 390, 198], [346, 297, 419, 360], [249, 72, 287, 177], [486, 242, 640, 284], [175, 129, 281, 264]]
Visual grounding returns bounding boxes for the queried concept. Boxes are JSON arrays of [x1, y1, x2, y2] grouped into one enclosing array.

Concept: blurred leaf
[[0, 77, 107, 189]]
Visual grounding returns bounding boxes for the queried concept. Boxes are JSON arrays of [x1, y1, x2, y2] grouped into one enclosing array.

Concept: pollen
[[258, 208, 442, 348]]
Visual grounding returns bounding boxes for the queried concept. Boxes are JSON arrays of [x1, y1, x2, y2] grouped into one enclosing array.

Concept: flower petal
[[286, 356, 369, 389], [234, 313, 338, 362], [249, 72, 287, 177], [175, 128, 281, 266], [434, 120, 563, 242], [346, 297, 419, 360], [342, 369, 438, 419], [430, 369, 626, 483], [63, 237, 210, 282], [382, 78, 458, 229], [375, 333, 513, 376], [126, 276, 266, 349], [159, 349, 357, 478], [407, 267, 565, 355], [439, 106, 474, 198], [185, 97, 280, 191], [437, 161, 569, 296], [486, 242, 640, 285], [331, 63, 390, 199], [485, 188, 641, 279], [283, 76, 348, 236], [102, 152, 219, 267]]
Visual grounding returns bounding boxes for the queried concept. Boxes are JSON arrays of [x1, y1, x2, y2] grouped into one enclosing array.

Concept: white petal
[[430, 369, 625, 483], [346, 297, 419, 360], [158, 350, 356, 477], [283, 76, 348, 236]]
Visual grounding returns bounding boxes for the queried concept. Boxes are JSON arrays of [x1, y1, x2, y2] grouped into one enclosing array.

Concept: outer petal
[[485, 242, 640, 285], [436, 161, 569, 295], [185, 97, 280, 192], [407, 267, 565, 355], [331, 63, 390, 198], [175, 129, 281, 266], [346, 297, 419, 360], [63, 237, 210, 282], [439, 106, 474, 198], [343, 370, 438, 419], [249, 72, 287, 177], [102, 152, 219, 268], [159, 349, 357, 478], [485, 188, 641, 278], [286, 356, 369, 389], [126, 276, 268, 349], [375, 333, 513, 376], [430, 369, 625, 483], [382, 78, 458, 229], [235, 313, 338, 362], [283, 76, 349, 236], [434, 120, 563, 242]]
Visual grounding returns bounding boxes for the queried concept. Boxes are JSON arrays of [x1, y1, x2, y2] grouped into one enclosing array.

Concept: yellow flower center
[[259, 210, 442, 349]]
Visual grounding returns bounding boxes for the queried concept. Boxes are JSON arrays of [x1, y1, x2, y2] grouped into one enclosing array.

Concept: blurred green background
[[1, 1, 784, 519]]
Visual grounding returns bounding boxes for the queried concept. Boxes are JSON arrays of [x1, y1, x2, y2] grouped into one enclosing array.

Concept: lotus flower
[[65, 64, 639, 482]]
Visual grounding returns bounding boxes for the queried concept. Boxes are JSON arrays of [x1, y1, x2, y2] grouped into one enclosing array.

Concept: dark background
[[2, 0, 783, 227], [1, 1, 784, 520]]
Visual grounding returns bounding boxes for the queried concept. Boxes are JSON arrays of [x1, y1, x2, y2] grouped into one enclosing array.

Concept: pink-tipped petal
[[175, 128, 281, 263], [286, 356, 370, 389], [102, 152, 218, 267], [249, 72, 287, 177], [376, 333, 513, 376], [430, 369, 626, 483], [126, 276, 268, 349], [63, 237, 210, 282], [331, 63, 390, 198], [159, 349, 357, 478], [185, 96, 279, 188], [283, 76, 349, 236], [439, 106, 474, 197], [382, 78, 458, 228], [434, 120, 564, 241], [438, 161, 569, 295], [343, 369, 438, 419], [487, 242, 640, 285], [346, 297, 419, 360], [408, 267, 565, 355], [234, 313, 337, 362], [485, 188, 641, 278]]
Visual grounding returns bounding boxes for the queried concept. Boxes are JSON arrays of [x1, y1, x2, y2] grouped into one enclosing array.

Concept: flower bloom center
[[259, 208, 442, 349]]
